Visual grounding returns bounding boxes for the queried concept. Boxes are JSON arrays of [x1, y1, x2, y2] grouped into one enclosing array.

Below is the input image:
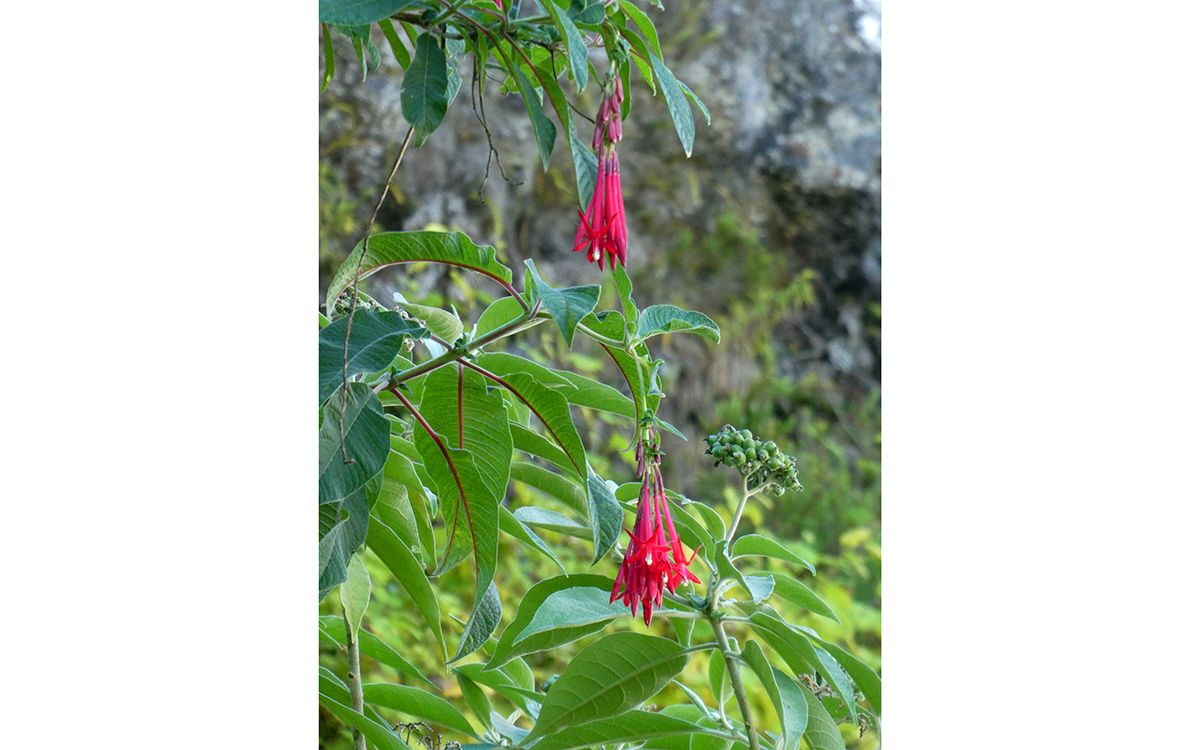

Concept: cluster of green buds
[[704, 425, 804, 496]]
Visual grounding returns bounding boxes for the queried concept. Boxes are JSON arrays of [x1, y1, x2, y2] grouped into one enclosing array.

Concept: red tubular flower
[[610, 443, 702, 625], [574, 78, 627, 270]]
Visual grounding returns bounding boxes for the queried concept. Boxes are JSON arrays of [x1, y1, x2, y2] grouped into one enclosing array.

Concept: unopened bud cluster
[[704, 425, 803, 496]]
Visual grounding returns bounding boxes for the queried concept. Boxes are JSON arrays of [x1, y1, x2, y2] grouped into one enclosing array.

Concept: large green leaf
[[326, 231, 514, 315], [511, 424, 575, 476], [319, 690, 409, 750], [454, 662, 543, 719], [473, 352, 575, 390], [524, 260, 601, 347], [377, 450, 437, 566], [319, 0, 419, 24], [636, 304, 720, 344], [741, 639, 808, 750], [512, 584, 631, 643], [402, 33, 450, 142], [486, 574, 614, 670], [732, 534, 816, 575], [413, 367, 508, 659], [455, 669, 493, 730], [618, 0, 662, 58], [545, 2, 589, 91], [531, 710, 726, 750], [319, 383, 391, 505], [568, 128, 600, 210], [366, 517, 446, 661], [525, 632, 687, 743], [393, 298, 463, 343], [474, 296, 526, 339], [513, 506, 590, 539], [648, 54, 695, 157], [798, 687, 846, 750], [319, 615, 432, 686], [759, 572, 840, 622], [362, 683, 479, 738], [587, 472, 623, 564]]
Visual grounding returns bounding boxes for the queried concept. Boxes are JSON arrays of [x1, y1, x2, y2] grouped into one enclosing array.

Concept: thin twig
[[343, 611, 368, 750], [338, 126, 416, 462]]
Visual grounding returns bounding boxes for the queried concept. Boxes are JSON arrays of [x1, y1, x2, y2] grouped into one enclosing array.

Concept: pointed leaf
[[732, 534, 816, 575], [511, 462, 588, 514], [366, 517, 446, 660], [486, 574, 614, 670], [799, 687, 846, 750], [532, 710, 727, 750], [551, 369, 636, 418], [512, 584, 632, 643], [742, 639, 808, 750], [403, 34, 449, 141], [319, 615, 432, 686], [319, 475, 379, 598], [526, 633, 687, 743], [499, 505, 567, 575], [341, 553, 372, 637], [319, 691, 408, 750], [760, 573, 840, 623], [319, 0, 420, 24], [648, 55, 695, 157], [524, 261, 601, 347], [453, 581, 502, 662], [748, 614, 857, 722], [362, 683, 479, 738], [811, 638, 880, 714], [637, 304, 720, 343], [513, 506, 590, 539], [394, 298, 463, 343], [326, 231, 514, 315], [506, 58, 556, 170], [587, 472, 623, 563], [546, 2, 589, 91]]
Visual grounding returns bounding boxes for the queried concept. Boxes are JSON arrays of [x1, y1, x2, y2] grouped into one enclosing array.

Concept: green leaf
[[471, 367, 588, 485], [326, 231, 514, 316], [454, 662, 543, 719], [587, 472, 623, 564], [499, 505, 567, 575], [526, 633, 687, 743], [473, 352, 576, 390], [799, 687, 846, 750], [524, 261, 601, 347], [612, 264, 638, 326], [551, 369, 636, 418], [321, 23, 336, 92], [394, 298, 464, 343], [403, 34, 450, 142], [377, 450, 437, 566], [319, 476, 378, 599], [811, 637, 880, 714], [546, 2, 589, 92], [366, 517, 447, 661], [455, 669, 494, 729], [474, 296, 527, 339], [682, 499, 727, 541], [378, 18, 411, 69], [731, 534, 816, 575], [637, 304, 720, 343], [760, 573, 840, 623], [512, 584, 631, 643], [513, 506, 590, 539], [708, 649, 729, 707], [319, 0, 419, 25], [319, 310, 428, 404], [741, 574, 775, 603], [413, 367, 508, 659], [715, 540, 752, 601], [678, 79, 711, 125], [506, 58, 557, 171], [341, 553, 372, 637], [619, 1, 662, 58], [512, 461, 588, 514], [748, 614, 857, 723], [454, 581, 502, 663], [319, 691, 409, 750], [486, 574, 614, 669], [362, 683, 479, 738], [532, 710, 727, 750], [648, 55, 695, 157], [319, 615, 432, 686], [511, 424, 575, 476], [568, 128, 600, 210], [319, 383, 391, 504], [570, 0, 605, 25], [742, 640, 808, 750]]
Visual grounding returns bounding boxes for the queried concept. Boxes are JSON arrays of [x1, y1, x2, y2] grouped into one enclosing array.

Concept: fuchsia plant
[[318, 3, 879, 749]]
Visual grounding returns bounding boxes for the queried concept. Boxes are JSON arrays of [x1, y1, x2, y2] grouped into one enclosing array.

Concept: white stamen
[[590, 248, 600, 262], [644, 553, 653, 566]]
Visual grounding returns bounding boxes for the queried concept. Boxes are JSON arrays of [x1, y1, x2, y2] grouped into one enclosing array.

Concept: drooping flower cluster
[[610, 439, 702, 625], [574, 77, 627, 270]]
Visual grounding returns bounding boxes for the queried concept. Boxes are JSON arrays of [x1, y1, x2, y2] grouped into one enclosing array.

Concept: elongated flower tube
[[610, 440, 702, 625], [574, 77, 627, 270]]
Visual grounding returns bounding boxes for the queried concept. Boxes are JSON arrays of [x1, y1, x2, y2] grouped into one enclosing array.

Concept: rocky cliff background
[[319, 0, 881, 548]]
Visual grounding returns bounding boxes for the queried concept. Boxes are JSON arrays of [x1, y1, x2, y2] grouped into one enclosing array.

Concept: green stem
[[713, 617, 761, 750], [725, 476, 755, 546]]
